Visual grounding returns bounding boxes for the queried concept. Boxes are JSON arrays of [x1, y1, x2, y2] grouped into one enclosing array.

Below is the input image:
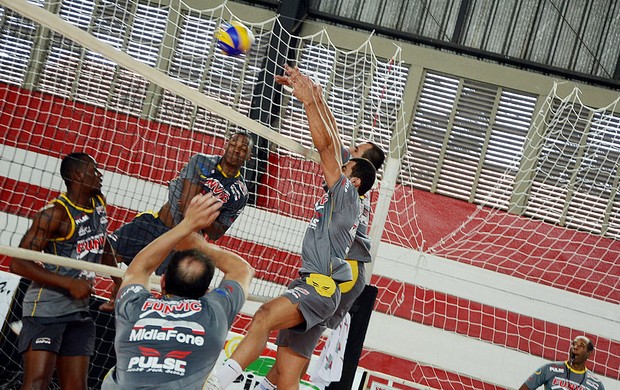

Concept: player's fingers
[[194, 195, 221, 217], [192, 192, 216, 206], [204, 210, 220, 227], [275, 75, 291, 86]]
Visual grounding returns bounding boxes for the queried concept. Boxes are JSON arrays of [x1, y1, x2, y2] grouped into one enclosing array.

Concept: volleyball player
[[102, 193, 254, 389], [10, 152, 118, 390], [209, 66, 376, 390], [109, 132, 253, 275], [519, 336, 606, 390]]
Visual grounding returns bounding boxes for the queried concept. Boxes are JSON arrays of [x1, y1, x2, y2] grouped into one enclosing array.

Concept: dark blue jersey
[[168, 154, 248, 231]]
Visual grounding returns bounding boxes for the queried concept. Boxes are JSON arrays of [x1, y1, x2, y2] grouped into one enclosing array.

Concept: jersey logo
[[309, 193, 329, 230], [214, 285, 233, 296], [285, 285, 310, 300], [75, 213, 90, 224], [35, 337, 51, 345], [140, 299, 202, 318], [306, 273, 337, 297], [127, 346, 191, 375], [130, 319, 205, 346], [78, 225, 92, 236], [551, 377, 587, 390], [76, 233, 106, 259], [202, 177, 230, 203]]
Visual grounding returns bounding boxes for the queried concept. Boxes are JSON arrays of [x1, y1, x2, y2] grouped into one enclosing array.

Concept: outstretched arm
[[310, 78, 343, 167], [276, 65, 342, 188], [120, 193, 222, 290]]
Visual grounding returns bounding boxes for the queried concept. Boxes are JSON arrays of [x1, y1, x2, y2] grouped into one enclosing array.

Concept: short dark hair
[[164, 249, 215, 299], [350, 157, 376, 196], [361, 142, 385, 170], [60, 152, 91, 186]]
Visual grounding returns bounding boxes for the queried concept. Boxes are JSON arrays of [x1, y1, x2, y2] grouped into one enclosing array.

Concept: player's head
[[350, 141, 385, 170], [163, 249, 215, 299], [569, 336, 594, 365], [223, 131, 253, 167], [343, 157, 376, 196], [60, 152, 102, 194]]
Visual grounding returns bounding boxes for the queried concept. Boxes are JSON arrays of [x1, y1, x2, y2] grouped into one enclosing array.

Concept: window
[[407, 71, 537, 209]]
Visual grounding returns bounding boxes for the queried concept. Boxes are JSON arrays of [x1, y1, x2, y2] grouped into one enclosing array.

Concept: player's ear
[[350, 176, 361, 188], [71, 169, 85, 183]]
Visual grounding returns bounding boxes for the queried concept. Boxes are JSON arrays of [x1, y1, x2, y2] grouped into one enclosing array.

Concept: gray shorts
[[326, 260, 366, 329], [18, 313, 95, 356], [109, 212, 171, 274], [276, 274, 341, 358]]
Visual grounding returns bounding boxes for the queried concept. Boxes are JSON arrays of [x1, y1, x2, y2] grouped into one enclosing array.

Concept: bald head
[[164, 249, 215, 299]]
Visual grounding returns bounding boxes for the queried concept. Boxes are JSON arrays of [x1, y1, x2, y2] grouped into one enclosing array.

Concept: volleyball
[[216, 21, 254, 56]]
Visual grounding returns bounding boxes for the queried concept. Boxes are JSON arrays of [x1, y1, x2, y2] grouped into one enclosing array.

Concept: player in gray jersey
[[10, 152, 118, 390], [102, 192, 254, 389], [327, 141, 385, 330], [210, 66, 376, 390], [273, 142, 385, 390], [519, 336, 606, 390]]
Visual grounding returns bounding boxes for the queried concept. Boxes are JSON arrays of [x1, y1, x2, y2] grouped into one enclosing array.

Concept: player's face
[[349, 143, 373, 159], [224, 134, 251, 166], [569, 338, 590, 364], [342, 160, 356, 178], [80, 157, 103, 195]]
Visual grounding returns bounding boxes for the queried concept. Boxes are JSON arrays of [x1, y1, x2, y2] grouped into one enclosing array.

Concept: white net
[[0, 0, 619, 389], [0, 0, 406, 388], [366, 79, 620, 388]]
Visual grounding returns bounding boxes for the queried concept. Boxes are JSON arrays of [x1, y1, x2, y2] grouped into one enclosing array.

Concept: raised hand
[[275, 65, 320, 106], [181, 193, 222, 233]]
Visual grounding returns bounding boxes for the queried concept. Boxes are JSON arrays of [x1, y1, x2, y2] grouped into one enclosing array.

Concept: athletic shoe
[[203, 373, 223, 390]]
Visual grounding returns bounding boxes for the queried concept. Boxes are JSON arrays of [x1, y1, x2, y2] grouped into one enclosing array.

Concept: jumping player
[[519, 335, 606, 390], [329, 141, 385, 329], [208, 66, 376, 390], [109, 131, 253, 274], [101, 192, 254, 389], [10, 152, 118, 390], [256, 74, 386, 390]]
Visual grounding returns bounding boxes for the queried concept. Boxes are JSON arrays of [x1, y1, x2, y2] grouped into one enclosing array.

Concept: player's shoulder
[[586, 370, 605, 384], [330, 174, 358, 200], [193, 152, 217, 160], [117, 284, 149, 301], [41, 196, 72, 220], [205, 280, 243, 304], [188, 153, 217, 165], [539, 361, 568, 375]]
